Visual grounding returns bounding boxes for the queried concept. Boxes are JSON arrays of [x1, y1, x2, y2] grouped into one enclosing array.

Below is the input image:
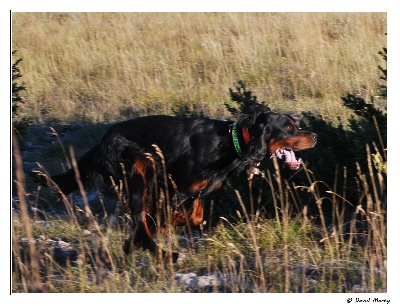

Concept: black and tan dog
[[32, 103, 317, 262]]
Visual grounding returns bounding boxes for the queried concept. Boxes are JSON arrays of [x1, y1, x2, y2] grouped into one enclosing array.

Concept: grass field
[[12, 12, 386, 124], [11, 12, 387, 293]]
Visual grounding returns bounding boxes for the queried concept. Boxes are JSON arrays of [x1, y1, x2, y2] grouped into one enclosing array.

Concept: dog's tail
[[31, 145, 100, 195]]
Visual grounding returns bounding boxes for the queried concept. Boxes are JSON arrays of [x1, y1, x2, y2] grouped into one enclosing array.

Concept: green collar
[[231, 122, 243, 156]]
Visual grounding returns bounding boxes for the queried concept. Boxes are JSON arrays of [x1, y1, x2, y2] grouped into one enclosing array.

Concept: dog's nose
[[311, 133, 318, 142]]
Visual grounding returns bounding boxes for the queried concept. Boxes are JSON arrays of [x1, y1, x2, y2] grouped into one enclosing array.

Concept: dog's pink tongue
[[276, 149, 301, 170], [284, 149, 297, 166]]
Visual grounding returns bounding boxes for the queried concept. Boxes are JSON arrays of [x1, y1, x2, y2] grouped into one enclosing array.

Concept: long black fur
[[32, 103, 317, 262]]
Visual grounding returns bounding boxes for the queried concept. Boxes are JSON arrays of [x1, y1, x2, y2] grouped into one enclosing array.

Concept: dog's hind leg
[[124, 157, 180, 263]]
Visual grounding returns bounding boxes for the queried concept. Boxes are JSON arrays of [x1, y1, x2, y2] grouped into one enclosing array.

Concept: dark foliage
[[12, 50, 28, 133], [378, 46, 387, 98], [225, 80, 267, 116]]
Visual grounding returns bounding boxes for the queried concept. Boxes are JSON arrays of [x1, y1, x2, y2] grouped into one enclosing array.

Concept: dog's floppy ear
[[263, 113, 276, 140], [238, 103, 271, 128]]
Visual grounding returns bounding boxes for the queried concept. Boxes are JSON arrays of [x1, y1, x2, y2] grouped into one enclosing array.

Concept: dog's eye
[[285, 125, 293, 131]]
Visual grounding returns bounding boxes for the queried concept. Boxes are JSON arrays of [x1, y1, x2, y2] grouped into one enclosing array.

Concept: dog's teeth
[[275, 149, 284, 159]]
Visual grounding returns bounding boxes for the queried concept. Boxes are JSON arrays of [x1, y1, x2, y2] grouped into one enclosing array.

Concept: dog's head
[[238, 103, 317, 170]]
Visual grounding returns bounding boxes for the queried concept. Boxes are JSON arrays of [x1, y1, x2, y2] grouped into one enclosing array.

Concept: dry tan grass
[[12, 12, 386, 123]]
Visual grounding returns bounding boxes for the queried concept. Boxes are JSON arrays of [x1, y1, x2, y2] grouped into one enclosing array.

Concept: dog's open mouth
[[275, 148, 302, 170]]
